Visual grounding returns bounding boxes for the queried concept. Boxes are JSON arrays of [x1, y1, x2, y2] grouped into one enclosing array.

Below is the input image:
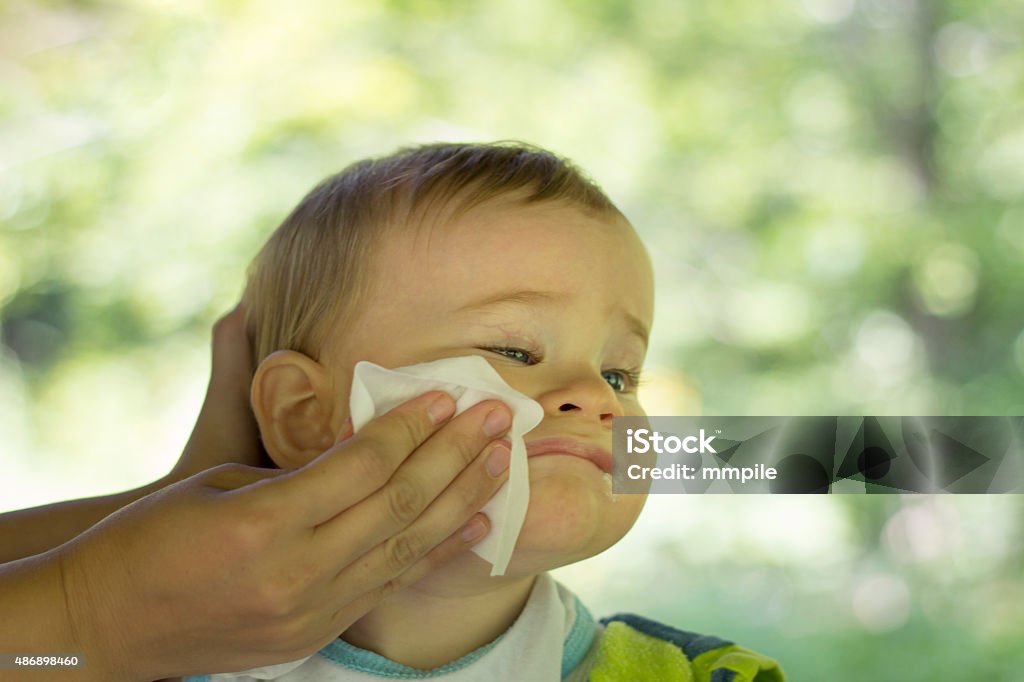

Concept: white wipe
[[349, 356, 544, 576]]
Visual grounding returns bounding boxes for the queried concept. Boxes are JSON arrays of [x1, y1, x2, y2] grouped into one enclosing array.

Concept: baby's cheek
[[623, 396, 647, 418], [517, 472, 642, 561], [522, 479, 597, 551]]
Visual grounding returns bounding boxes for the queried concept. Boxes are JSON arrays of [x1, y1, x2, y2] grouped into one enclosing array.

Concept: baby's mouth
[[524, 437, 613, 473]]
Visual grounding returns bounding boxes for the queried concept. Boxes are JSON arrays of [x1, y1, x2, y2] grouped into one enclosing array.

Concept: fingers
[[331, 513, 492, 622], [211, 303, 255, 388], [174, 303, 268, 479], [313, 425, 510, 584], [209, 305, 260, 432], [271, 390, 459, 526], [314, 399, 511, 561]]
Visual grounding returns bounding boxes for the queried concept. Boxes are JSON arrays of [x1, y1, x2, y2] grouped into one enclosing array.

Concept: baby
[[187, 142, 783, 681]]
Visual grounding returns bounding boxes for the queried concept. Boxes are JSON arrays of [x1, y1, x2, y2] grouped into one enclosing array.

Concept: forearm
[[0, 477, 176, 564], [0, 551, 130, 682]]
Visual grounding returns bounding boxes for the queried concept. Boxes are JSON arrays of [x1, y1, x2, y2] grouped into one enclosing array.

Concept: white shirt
[[186, 573, 592, 682]]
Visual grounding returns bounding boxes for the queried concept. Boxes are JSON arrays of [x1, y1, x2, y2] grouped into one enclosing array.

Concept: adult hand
[[59, 390, 513, 682], [170, 303, 271, 480]]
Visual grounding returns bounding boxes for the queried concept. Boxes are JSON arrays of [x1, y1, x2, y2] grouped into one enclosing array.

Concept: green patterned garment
[[586, 614, 785, 682]]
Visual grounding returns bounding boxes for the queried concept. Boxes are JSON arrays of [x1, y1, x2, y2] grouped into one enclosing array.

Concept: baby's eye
[[602, 370, 627, 393], [602, 369, 642, 393], [487, 347, 538, 365]]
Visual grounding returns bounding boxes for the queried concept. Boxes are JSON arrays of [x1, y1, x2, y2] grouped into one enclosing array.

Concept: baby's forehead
[[375, 200, 645, 280], [389, 196, 636, 252], [366, 200, 652, 313]]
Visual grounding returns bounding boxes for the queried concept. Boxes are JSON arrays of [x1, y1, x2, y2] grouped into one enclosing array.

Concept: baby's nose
[[538, 373, 623, 424]]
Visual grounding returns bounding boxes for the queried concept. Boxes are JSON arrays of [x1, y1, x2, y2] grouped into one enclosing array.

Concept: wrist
[[58, 539, 152, 682], [0, 551, 137, 682]]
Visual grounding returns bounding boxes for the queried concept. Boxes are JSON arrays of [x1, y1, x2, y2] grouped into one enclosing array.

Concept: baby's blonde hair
[[242, 141, 621, 366]]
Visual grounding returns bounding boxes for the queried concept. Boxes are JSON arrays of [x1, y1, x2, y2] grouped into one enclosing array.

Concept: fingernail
[[483, 407, 511, 437], [428, 393, 456, 424], [336, 416, 354, 443], [485, 442, 511, 478], [461, 516, 487, 543]]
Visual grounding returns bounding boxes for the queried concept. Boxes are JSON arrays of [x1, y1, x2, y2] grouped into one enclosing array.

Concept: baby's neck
[[340, 573, 537, 670]]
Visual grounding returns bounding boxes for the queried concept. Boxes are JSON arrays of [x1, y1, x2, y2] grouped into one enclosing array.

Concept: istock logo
[[626, 428, 717, 454]]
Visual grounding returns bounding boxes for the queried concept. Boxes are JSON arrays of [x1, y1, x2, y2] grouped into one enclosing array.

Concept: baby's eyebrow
[[624, 312, 650, 349], [456, 288, 650, 349], [455, 289, 565, 311]]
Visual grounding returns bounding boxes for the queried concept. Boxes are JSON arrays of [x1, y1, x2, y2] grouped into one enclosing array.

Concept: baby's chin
[[415, 458, 644, 592], [504, 457, 644, 572], [399, 458, 645, 601]]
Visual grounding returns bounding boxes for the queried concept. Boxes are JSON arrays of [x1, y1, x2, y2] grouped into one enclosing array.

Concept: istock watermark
[[611, 416, 1024, 494], [625, 428, 719, 455]]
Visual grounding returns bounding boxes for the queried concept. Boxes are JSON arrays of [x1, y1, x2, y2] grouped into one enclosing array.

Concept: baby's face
[[322, 197, 654, 577]]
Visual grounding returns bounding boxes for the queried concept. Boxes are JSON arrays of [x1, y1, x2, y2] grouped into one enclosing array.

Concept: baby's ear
[[251, 350, 337, 469]]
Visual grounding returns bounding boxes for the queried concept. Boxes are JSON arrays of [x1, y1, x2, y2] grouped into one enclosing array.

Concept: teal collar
[[314, 595, 596, 679]]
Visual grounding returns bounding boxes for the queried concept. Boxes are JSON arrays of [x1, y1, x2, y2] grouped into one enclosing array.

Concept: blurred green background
[[2, 0, 1023, 679]]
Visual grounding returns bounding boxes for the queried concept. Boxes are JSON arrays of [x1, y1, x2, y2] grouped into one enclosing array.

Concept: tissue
[[349, 356, 544, 576]]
